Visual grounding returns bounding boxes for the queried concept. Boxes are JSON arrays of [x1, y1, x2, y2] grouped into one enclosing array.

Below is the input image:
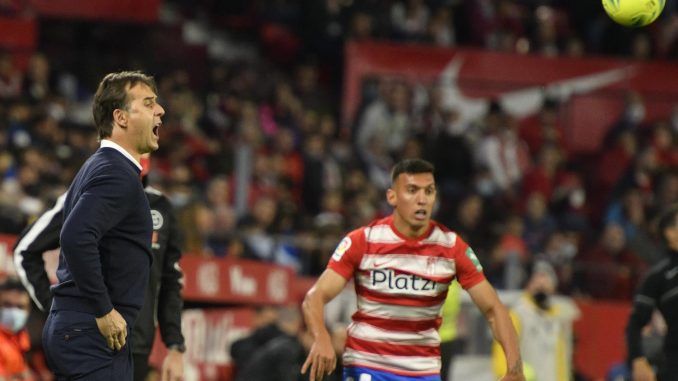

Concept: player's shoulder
[[423, 220, 463, 248], [145, 186, 172, 207], [360, 216, 399, 243]]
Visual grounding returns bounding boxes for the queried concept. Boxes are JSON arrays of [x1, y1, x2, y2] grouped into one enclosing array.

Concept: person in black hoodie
[[234, 306, 310, 381], [627, 204, 678, 381], [230, 305, 282, 374]]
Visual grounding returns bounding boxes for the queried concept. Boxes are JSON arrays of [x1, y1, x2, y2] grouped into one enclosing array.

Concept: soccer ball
[[602, 0, 665, 27]]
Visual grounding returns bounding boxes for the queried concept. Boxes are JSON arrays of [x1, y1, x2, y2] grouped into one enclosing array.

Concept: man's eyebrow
[[406, 183, 436, 189], [143, 96, 157, 102]]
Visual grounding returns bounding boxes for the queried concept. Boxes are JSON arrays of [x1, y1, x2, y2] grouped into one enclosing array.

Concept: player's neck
[[392, 215, 429, 239]]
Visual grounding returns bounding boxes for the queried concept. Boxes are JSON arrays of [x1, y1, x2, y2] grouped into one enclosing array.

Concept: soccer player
[[301, 159, 524, 381], [627, 205, 678, 381]]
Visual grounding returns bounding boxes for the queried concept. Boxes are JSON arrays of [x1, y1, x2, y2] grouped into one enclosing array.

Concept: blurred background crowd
[[1, 0, 677, 303]]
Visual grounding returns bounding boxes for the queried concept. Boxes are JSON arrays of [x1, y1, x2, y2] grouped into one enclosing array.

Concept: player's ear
[[113, 108, 128, 128], [386, 188, 397, 207]]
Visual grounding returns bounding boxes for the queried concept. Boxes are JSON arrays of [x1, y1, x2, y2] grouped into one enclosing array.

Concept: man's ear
[[113, 108, 128, 128], [386, 188, 397, 207]]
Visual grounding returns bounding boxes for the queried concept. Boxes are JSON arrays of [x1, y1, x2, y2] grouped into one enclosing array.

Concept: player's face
[[387, 172, 436, 237], [123, 83, 164, 154]]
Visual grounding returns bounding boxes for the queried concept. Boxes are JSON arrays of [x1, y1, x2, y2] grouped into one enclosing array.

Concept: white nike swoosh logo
[[439, 56, 635, 124], [666, 267, 678, 280]]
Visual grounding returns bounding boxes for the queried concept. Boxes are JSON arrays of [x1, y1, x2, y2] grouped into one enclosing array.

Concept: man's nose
[[156, 104, 165, 117]]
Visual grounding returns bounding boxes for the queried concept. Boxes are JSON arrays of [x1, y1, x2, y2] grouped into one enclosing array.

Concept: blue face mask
[[0, 307, 29, 333]]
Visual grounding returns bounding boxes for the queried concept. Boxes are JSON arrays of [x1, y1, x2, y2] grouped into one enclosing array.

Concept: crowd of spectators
[[0, 0, 676, 304]]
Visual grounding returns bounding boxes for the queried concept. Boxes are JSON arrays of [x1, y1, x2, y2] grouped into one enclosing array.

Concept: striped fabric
[[328, 215, 485, 376]]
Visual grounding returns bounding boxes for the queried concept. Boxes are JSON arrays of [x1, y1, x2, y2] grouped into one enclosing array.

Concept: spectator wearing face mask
[[492, 261, 580, 381], [0, 278, 31, 380]]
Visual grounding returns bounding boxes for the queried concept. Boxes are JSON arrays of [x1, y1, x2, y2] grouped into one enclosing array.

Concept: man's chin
[[408, 219, 428, 230]]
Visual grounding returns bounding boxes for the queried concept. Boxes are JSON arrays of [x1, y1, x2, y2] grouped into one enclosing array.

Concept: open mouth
[[152, 123, 160, 138], [414, 209, 427, 220]]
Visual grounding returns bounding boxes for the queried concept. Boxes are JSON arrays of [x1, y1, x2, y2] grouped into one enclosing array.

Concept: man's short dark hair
[[390, 159, 435, 184], [658, 204, 678, 244], [0, 278, 27, 294], [92, 71, 157, 140]]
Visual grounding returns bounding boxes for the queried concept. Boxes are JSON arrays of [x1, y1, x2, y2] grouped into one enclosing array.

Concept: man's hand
[[301, 333, 335, 381], [632, 357, 656, 381], [95, 308, 127, 350], [161, 348, 184, 381]]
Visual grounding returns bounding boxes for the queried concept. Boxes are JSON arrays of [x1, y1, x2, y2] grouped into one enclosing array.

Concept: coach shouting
[[42, 71, 164, 380]]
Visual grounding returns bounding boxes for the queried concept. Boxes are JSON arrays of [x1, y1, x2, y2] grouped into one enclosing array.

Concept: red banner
[[149, 308, 255, 381], [180, 256, 296, 305], [0, 234, 18, 281], [28, 0, 161, 23], [0, 18, 37, 50], [573, 299, 631, 379], [344, 41, 678, 153]]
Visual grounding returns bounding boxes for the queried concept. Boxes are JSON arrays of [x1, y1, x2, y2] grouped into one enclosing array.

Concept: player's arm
[[467, 280, 524, 381], [13, 193, 67, 312], [157, 198, 185, 381], [157, 197, 185, 348], [626, 269, 661, 381], [491, 311, 521, 377], [301, 269, 348, 381]]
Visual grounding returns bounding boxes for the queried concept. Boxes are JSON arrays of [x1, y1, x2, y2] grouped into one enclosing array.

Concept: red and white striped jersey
[[327, 215, 485, 376]]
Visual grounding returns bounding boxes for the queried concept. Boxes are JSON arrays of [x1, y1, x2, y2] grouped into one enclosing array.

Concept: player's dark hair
[[390, 158, 435, 184], [658, 204, 678, 245], [0, 278, 27, 294], [92, 71, 157, 140]]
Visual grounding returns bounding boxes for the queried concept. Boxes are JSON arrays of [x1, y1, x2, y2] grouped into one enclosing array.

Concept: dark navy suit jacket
[[51, 144, 152, 325]]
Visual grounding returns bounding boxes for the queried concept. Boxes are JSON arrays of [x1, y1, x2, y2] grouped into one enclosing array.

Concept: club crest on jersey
[[151, 210, 164, 230], [332, 237, 352, 261]]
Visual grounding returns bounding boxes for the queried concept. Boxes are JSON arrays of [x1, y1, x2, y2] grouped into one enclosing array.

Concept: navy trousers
[[43, 310, 133, 380]]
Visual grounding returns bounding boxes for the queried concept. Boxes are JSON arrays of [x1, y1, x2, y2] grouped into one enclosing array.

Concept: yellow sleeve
[[491, 310, 521, 376]]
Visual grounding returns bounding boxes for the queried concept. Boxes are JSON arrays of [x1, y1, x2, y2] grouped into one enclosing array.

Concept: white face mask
[[627, 104, 645, 124], [0, 307, 29, 333]]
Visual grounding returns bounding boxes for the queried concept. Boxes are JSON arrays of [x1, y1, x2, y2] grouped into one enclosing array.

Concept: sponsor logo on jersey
[[332, 237, 352, 261], [371, 269, 439, 291]]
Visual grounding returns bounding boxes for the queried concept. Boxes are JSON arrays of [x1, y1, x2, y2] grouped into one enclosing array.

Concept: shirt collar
[[100, 139, 143, 171]]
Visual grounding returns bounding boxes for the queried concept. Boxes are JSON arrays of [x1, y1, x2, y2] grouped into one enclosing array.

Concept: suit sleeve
[[157, 198, 185, 348], [626, 268, 661, 362], [60, 169, 135, 317], [13, 193, 67, 312]]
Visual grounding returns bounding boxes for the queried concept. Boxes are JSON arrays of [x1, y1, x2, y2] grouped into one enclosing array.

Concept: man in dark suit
[[41, 71, 164, 380], [14, 157, 185, 381]]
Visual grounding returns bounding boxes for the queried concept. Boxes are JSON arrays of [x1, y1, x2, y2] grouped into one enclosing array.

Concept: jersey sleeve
[[453, 238, 486, 290], [326, 228, 365, 280]]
